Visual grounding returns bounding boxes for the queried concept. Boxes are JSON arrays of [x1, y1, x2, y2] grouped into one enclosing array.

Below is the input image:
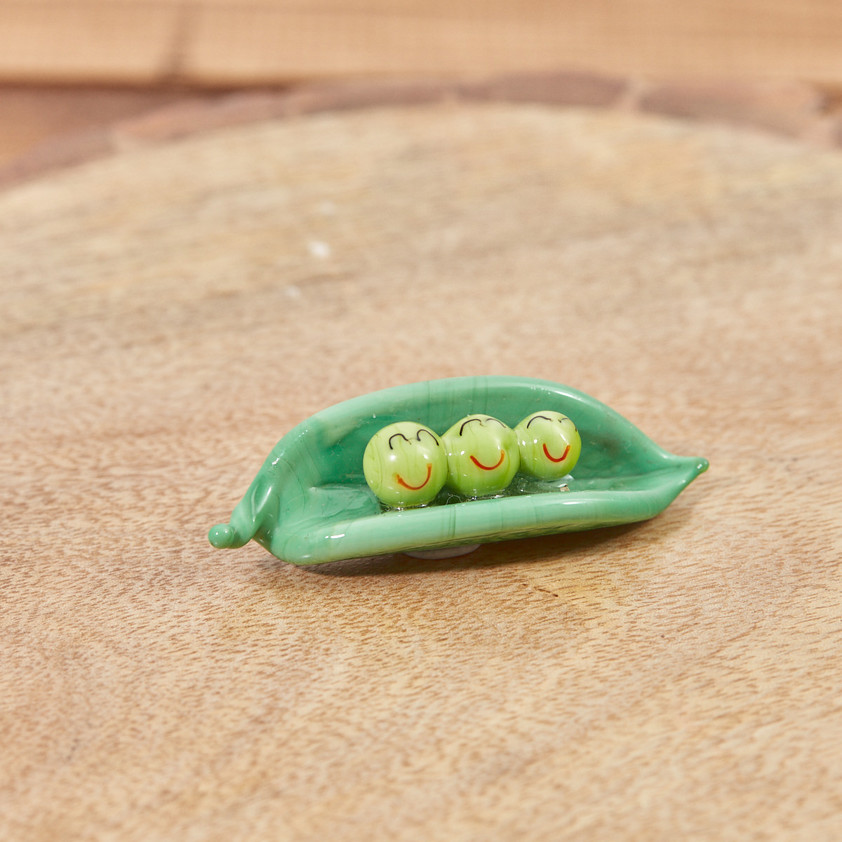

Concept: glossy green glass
[[209, 376, 708, 566], [515, 410, 582, 480], [363, 421, 447, 508], [442, 415, 520, 498]]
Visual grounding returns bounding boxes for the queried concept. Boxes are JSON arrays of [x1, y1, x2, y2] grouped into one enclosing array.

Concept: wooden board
[[3, 0, 842, 86], [3, 75, 840, 186], [0, 85, 191, 169], [2, 95, 842, 840]]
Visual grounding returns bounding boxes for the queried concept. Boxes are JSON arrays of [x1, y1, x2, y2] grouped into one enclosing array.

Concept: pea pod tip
[[208, 523, 237, 549]]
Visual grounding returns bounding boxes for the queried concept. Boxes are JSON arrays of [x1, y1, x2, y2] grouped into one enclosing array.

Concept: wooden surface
[[2, 92, 842, 840], [0, 85, 193, 169], [3, 0, 842, 86], [3, 74, 842, 187]]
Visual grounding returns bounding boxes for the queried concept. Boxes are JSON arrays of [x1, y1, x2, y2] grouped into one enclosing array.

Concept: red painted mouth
[[396, 463, 432, 491], [543, 443, 571, 463], [470, 452, 505, 471]]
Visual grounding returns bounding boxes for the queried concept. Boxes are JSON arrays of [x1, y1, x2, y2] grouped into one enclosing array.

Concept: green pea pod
[[209, 376, 708, 565]]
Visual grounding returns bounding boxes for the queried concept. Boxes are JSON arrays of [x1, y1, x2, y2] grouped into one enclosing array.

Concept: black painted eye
[[416, 429, 440, 446], [459, 418, 482, 435], [388, 432, 410, 450], [485, 417, 506, 428], [526, 414, 552, 429]]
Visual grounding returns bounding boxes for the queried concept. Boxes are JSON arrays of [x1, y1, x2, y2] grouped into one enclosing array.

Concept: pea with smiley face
[[442, 415, 520, 498], [363, 421, 448, 508], [514, 410, 582, 480]]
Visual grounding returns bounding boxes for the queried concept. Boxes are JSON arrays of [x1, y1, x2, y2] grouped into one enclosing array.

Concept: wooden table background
[[3, 0, 842, 172], [2, 0, 842, 86], [2, 3, 842, 840]]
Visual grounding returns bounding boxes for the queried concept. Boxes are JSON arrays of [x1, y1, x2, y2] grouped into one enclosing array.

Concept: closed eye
[[484, 417, 506, 428], [526, 414, 552, 429], [459, 418, 482, 435], [388, 432, 410, 450], [416, 429, 440, 446]]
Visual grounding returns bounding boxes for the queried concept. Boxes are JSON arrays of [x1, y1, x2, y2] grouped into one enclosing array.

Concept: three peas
[[363, 411, 582, 508]]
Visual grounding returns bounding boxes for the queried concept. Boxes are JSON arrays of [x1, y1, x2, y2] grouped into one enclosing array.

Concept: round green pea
[[363, 421, 448, 508], [442, 414, 520, 498], [515, 410, 582, 480]]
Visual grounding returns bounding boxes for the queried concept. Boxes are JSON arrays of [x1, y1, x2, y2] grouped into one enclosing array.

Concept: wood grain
[[2, 0, 842, 86], [1, 100, 842, 840]]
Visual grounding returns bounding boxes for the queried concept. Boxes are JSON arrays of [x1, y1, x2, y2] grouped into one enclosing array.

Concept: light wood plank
[[1, 0, 842, 84], [0, 2, 179, 82]]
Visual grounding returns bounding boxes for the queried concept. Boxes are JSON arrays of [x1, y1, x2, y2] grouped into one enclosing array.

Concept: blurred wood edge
[[2, 0, 842, 88], [2, 73, 842, 190]]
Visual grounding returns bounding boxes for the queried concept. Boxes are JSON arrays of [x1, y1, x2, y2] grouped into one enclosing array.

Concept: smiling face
[[442, 415, 520, 498], [515, 411, 582, 480], [363, 422, 448, 508]]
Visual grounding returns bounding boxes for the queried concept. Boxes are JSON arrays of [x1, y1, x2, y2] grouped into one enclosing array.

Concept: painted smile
[[543, 443, 571, 463], [396, 463, 432, 490], [470, 452, 505, 471]]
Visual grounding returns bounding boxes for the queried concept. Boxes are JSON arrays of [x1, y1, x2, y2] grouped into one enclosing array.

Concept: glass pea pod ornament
[[209, 376, 708, 566]]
